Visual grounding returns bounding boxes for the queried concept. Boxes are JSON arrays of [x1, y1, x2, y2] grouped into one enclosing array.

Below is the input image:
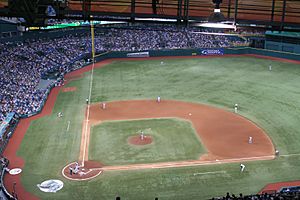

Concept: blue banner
[[201, 49, 224, 55]]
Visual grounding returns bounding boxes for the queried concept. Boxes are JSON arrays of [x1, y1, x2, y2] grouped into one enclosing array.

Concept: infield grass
[[17, 56, 300, 199], [89, 118, 205, 165]]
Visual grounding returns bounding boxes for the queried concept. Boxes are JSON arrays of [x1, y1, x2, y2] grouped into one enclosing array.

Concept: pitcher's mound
[[128, 135, 153, 146]]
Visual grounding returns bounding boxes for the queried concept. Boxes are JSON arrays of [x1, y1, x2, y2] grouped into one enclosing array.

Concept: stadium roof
[[0, 0, 300, 31]]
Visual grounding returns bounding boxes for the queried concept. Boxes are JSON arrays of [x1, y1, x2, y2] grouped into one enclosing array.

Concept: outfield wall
[[265, 41, 300, 54], [93, 47, 300, 63], [226, 47, 300, 61]]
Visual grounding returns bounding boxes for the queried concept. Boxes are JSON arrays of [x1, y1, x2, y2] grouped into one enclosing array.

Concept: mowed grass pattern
[[89, 118, 205, 165], [17, 56, 300, 199]]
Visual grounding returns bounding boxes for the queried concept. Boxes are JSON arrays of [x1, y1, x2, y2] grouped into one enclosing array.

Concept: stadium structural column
[[177, 0, 183, 23], [227, 0, 231, 20], [270, 0, 276, 25], [280, 0, 286, 31], [183, 0, 190, 26], [152, 0, 159, 14], [82, 0, 91, 21], [14, 0, 36, 25], [130, 0, 136, 22], [233, 0, 238, 24]]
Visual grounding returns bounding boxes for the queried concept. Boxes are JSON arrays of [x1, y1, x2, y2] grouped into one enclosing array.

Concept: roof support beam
[[234, 0, 238, 24], [280, 0, 286, 31]]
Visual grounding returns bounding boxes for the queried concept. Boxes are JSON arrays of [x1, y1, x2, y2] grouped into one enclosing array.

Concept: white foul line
[[66, 121, 70, 132], [193, 170, 226, 176], [82, 61, 95, 167], [279, 153, 300, 157]]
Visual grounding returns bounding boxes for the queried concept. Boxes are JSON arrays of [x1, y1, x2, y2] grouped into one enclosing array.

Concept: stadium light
[[196, 0, 236, 30], [196, 22, 236, 30], [135, 18, 177, 22]]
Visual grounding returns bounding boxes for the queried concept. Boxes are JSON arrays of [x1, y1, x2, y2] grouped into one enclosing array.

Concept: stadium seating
[[211, 191, 300, 199], [0, 25, 247, 123]]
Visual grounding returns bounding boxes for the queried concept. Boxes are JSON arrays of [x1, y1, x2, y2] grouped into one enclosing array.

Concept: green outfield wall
[[94, 47, 300, 62]]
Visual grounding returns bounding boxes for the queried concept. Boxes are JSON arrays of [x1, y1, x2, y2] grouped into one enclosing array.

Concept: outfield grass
[[89, 118, 205, 165], [17, 56, 300, 199]]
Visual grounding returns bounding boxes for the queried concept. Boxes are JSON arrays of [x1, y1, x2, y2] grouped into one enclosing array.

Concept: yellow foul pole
[[90, 18, 95, 62]]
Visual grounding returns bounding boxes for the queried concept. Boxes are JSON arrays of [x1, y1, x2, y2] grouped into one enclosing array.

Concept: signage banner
[[201, 49, 224, 55], [127, 52, 149, 58]]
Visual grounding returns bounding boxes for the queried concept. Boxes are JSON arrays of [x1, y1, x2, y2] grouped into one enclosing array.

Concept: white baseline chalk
[[193, 170, 226, 176]]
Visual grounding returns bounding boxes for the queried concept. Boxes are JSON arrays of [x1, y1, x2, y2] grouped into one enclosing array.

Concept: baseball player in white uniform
[[234, 103, 238, 113], [240, 163, 245, 172], [275, 149, 279, 156], [248, 136, 253, 144], [157, 96, 161, 103], [140, 131, 144, 140], [74, 162, 79, 174]]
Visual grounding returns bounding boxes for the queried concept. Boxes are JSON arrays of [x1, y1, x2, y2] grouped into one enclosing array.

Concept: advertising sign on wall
[[201, 49, 224, 55]]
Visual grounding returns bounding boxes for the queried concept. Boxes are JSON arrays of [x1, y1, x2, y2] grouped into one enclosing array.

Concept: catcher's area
[[62, 100, 275, 180]]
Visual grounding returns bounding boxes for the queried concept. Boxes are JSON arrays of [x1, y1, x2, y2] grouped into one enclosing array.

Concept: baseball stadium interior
[[1, 0, 300, 199]]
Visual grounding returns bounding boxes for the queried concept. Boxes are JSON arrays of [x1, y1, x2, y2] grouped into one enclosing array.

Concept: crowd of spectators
[[93, 25, 247, 51], [0, 25, 248, 122], [0, 34, 90, 121], [211, 191, 300, 200]]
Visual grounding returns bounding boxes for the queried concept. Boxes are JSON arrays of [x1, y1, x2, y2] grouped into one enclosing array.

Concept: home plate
[[189, 113, 192, 116]]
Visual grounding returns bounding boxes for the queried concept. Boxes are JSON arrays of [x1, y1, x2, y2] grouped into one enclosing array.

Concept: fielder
[[140, 131, 144, 140], [234, 103, 238, 113], [248, 136, 253, 144], [269, 65, 272, 71], [240, 163, 245, 172], [57, 112, 63, 118], [86, 98, 89, 104], [157, 96, 161, 103], [102, 102, 106, 109], [275, 149, 280, 156]]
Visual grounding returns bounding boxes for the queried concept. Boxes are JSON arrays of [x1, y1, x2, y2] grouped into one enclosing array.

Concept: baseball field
[[4, 55, 300, 200]]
